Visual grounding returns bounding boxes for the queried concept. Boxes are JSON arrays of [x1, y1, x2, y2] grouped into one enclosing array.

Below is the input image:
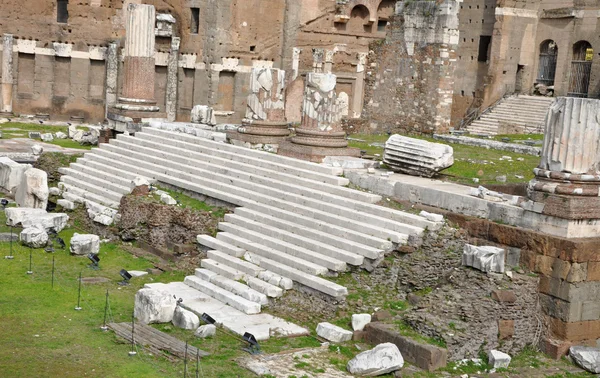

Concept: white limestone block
[[462, 244, 505, 273], [128, 270, 149, 278], [15, 168, 48, 209], [69, 233, 100, 255], [22, 213, 68, 232], [20, 226, 48, 248], [31, 144, 43, 156], [383, 134, 454, 177], [569, 346, 600, 374], [41, 133, 54, 142], [54, 131, 68, 139], [160, 193, 177, 205], [316, 322, 353, 343], [49, 187, 61, 196], [347, 343, 404, 376], [0, 157, 30, 193], [191, 105, 216, 126], [352, 314, 372, 331], [419, 210, 444, 223], [132, 176, 149, 188], [195, 324, 217, 338], [57, 199, 76, 210], [488, 350, 511, 369], [134, 288, 177, 324], [172, 306, 200, 330], [5, 208, 47, 226]]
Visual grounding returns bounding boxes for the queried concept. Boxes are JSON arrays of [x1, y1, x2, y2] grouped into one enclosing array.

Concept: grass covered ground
[[0, 121, 92, 150], [349, 133, 540, 185]]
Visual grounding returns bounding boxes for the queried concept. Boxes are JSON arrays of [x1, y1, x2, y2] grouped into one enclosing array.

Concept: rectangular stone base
[[107, 107, 166, 133], [529, 191, 600, 220], [277, 140, 361, 163]]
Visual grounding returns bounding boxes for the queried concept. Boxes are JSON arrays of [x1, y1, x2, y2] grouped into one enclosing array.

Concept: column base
[[291, 128, 349, 148], [107, 104, 166, 133], [277, 140, 361, 163], [0, 111, 14, 118]]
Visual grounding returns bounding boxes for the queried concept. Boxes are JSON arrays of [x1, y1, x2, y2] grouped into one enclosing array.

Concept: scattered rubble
[[346, 343, 404, 376]]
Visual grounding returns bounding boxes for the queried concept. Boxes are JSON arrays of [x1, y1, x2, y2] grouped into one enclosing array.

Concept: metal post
[[183, 341, 188, 378], [75, 272, 82, 310], [27, 246, 33, 274], [195, 348, 200, 378], [5, 225, 13, 259], [51, 256, 55, 289], [129, 311, 137, 356], [101, 289, 109, 331]]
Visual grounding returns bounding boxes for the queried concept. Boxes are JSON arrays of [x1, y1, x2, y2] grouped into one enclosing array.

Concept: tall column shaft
[[166, 37, 181, 122], [105, 42, 119, 114], [1, 34, 14, 114], [121, 4, 156, 103]]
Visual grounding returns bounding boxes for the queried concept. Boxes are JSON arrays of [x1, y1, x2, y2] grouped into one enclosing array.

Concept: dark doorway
[[568, 41, 593, 98], [537, 40, 558, 86]]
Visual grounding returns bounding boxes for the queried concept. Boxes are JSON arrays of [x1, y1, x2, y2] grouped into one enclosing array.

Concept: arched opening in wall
[[347, 5, 371, 33], [377, 0, 395, 32], [568, 40, 593, 98], [537, 40, 558, 86]]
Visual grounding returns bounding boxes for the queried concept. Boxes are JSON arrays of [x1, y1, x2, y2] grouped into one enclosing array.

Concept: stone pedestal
[[107, 4, 165, 133], [1, 34, 14, 116], [527, 97, 600, 220], [278, 71, 359, 162], [227, 68, 290, 152]]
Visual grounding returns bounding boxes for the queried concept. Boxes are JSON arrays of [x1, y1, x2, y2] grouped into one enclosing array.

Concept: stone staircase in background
[[466, 95, 555, 136], [57, 126, 443, 315]]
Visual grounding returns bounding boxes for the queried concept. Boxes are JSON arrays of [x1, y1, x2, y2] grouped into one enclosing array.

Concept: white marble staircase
[[58, 126, 443, 315], [466, 95, 555, 136]]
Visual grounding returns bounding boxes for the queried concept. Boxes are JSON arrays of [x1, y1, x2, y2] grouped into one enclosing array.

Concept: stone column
[[1, 34, 14, 115], [527, 97, 600, 219], [226, 67, 290, 152], [121, 3, 156, 104], [324, 50, 334, 74], [104, 41, 119, 114], [106, 4, 165, 133], [165, 37, 180, 122]]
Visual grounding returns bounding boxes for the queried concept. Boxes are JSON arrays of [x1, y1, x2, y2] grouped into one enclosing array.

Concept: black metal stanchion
[[75, 272, 82, 311], [51, 256, 55, 289], [129, 312, 136, 356], [5, 225, 13, 259], [183, 341, 188, 378], [101, 289, 109, 331], [27, 246, 33, 274], [195, 348, 200, 378]]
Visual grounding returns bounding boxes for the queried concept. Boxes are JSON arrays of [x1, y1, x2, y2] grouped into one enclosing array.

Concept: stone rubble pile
[[383, 134, 454, 177]]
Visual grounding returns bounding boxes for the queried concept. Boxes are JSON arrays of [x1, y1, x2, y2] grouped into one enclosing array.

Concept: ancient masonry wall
[[360, 0, 460, 135]]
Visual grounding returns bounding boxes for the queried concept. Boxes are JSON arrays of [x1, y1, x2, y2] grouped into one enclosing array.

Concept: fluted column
[[530, 97, 600, 197], [165, 37, 180, 122], [1, 34, 14, 114], [120, 3, 156, 104]]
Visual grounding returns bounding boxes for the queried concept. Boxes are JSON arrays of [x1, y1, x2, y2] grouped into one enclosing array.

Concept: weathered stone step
[[59, 167, 131, 195], [68, 162, 135, 189], [77, 156, 153, 184], [183, 275, 261, 315], [218, 221, 348, 271], [225, 213, 364, 266], [141, 127, 345, 182], [233, 207, 385, 258], [60, 183, 119, 209], [201, 258, 244, 280], [194, 267, 268, 305], [243, 252, 348, 299], [60, 175, 124, 204], [216, 231, 330, 276], [109, 138, 428, 237], [117, 135, 382, 212], [134, 132, 380, 204], [206, 249, 263, 277], [197, 234, 245, 257], [95, 144, 411, 244]]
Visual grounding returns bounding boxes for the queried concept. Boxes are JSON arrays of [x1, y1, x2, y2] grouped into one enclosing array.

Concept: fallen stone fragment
[[31, 144, 43, 155], [160, 193, 177, 205], [54, 131, 68, 139], [134, 288, 177, 324], [172, 306, 200, 330], [20, 226, 48, 248], [0, 157, 31, 193], [347, 342, 404, 376], [15, 168, 48, 209], [418, 210, 444, 223], [316, 322, 353, 343], [128, 270, 148, 278], [462, 244, 505, 273], [488, 349, 511, 369], [70, 233, 100, 255], [383, 134, 454, 177], [352, 314, 372, 331], [569, 346, 600, 374], [195, 324, 217, 338], [41, 133, 54, 142]]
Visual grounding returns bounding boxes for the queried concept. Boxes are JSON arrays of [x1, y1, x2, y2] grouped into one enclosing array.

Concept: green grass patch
[[49, 138, 93, 150], [385, 300, 409, 311], [156, 186, 228, 220]]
